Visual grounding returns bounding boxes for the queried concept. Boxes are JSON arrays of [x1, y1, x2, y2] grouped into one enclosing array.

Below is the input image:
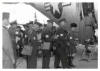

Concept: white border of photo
[[0, 0, 99, 71]]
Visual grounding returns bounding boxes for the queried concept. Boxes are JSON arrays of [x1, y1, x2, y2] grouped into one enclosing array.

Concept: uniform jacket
[[54, 28, 69, 55], [68, 36, 77, 54], [28, 29, 41, 46], [41, 27, 53, 49]]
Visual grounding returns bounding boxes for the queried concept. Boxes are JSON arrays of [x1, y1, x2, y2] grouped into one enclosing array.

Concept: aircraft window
[[82, 3, 94, 16], [70, 23, 77, 28]]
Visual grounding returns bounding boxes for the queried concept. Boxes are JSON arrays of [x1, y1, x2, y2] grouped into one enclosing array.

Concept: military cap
[[17, 26, 21, 29], [23, 22, 29, 27], [10, 20, 17, 25], [28, 21, 33, 25], [34, 21, 42, 26], [47, 20, 53, 23]]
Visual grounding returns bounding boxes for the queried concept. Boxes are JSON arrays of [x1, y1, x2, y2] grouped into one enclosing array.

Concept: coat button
[[60, 34, 63, 36], [46, 35, 49, 38]]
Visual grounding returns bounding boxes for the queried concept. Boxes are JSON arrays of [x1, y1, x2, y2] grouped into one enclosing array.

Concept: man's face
[[60, 21, 65, 28], [47, 22, 53, 28], [33, 24, 39, 31], [24, 26, 29, 30], [12, 24, 17, 28], [71, 27, 76, 31], [29, 24, 33, 29], [16, 28, 21, 32]]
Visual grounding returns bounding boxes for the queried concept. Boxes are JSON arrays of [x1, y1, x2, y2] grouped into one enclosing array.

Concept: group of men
[[3, 18, 77, 69], [41, 20, 76, 68]]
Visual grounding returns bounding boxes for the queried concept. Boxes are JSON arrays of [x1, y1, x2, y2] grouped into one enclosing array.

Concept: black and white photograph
[[1, 1, 98, 69]]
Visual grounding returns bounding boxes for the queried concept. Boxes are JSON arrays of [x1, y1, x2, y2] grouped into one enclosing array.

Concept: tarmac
[[37, 55, 98, 69]]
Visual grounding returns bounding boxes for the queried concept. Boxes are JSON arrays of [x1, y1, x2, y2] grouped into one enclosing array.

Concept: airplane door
[[79, 17, 94, 42]]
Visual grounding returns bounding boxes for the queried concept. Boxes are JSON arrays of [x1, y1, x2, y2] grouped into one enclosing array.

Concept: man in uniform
[[68, 34, 76, 68], [15, 26, 25, 57], [53, 27, 70, 68], [53, 19, 70, 68], [9, 21, 17, 41], [8, 21, 17, 62], [41, 20, 53, 68], [27, 21, 41, 68], [67, 23, 78, 68]]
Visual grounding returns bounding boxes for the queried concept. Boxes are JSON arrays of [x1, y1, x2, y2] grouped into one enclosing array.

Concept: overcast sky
[[2, 3, 49, 25]]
